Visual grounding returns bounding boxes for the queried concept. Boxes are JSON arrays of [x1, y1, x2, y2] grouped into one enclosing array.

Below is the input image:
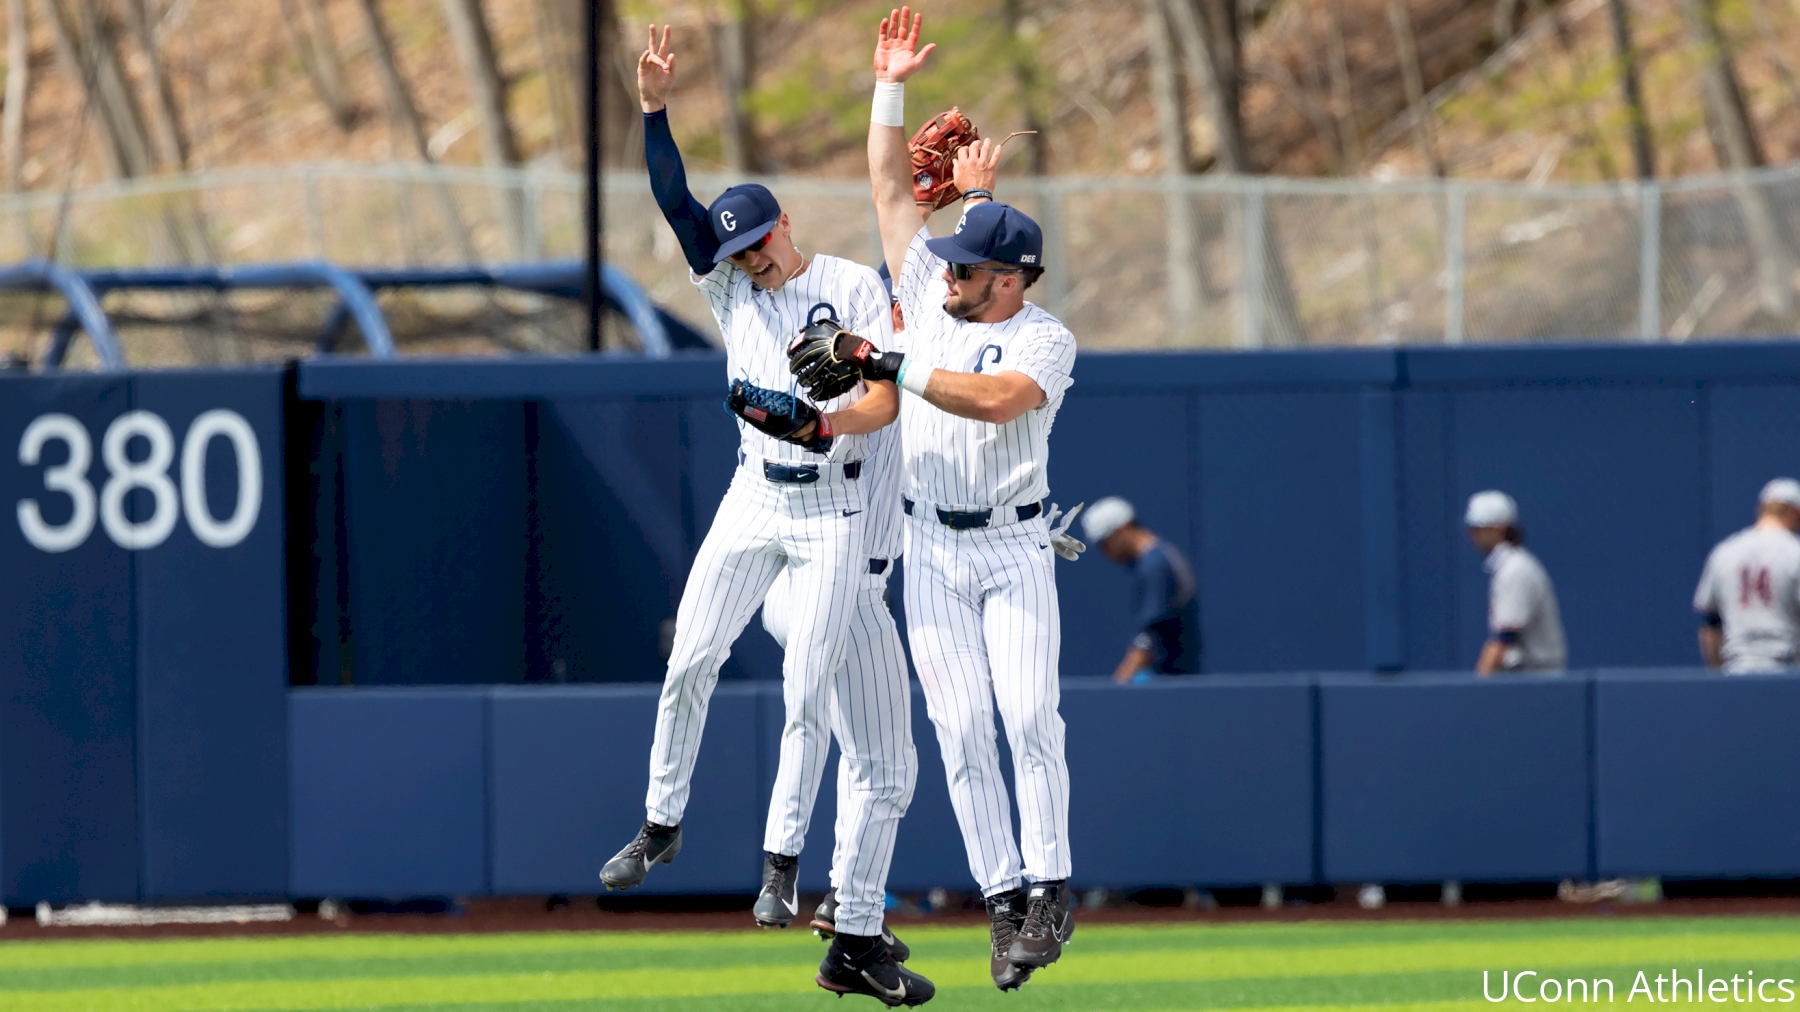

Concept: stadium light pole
[[585, 0, 608, 351]]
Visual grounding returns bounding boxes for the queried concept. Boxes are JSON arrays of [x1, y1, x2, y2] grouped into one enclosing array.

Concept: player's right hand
[[873, 7, 935, 83], [638, 25, 675, 113], [953, 138, 1000, 199]]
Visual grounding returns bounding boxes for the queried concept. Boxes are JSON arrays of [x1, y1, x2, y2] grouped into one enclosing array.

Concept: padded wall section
[[1320, 674, 1590, 882], [1196, 391, 1366, 672], [0, 374, 139, 903], [290, 689, 487, 897], [341, 400, 527, 683], [1705, 383, 1800, 545], [1595, 670, 1800, 878], [134, 370, 289, 900], [1046, 392, 1196, 676], [489, 685, 762, 894], [1441, 385, 1704, 668], [1065, 677, 1314, 886], [531, 402, 690, 683]]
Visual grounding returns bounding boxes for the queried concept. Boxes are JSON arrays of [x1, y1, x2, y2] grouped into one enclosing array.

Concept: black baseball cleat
[[815, 933, 934, 1006], [810, 888, 911, 962], [752, 852, 800, 928], [598, 821, 681, 891], [986, 887, 1034, 990], [1006, 880, 1075, 969]]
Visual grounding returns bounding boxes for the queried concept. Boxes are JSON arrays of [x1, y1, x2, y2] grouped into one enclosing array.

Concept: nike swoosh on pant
[[843, 509, 863, 516]]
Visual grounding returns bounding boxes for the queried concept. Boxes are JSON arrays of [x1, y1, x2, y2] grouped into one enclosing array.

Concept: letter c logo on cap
[[721, 210, 737, 232], [954, 215, 966, 234]]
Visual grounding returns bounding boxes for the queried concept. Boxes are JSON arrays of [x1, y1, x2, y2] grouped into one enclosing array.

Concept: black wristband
[[961, 188, 993, 202], [864, 350, 905, 384]]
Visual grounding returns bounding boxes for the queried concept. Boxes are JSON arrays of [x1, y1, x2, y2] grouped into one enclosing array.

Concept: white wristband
[[897, 359, 933, 397], [871, 81, 905, 128]]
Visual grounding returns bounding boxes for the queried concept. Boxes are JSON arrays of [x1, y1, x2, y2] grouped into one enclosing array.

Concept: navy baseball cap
[[924, 201, 1044, 268], [708, 184, 782, 262]]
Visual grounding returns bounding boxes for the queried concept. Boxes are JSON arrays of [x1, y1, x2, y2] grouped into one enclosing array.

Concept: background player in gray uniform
[[816, 7, 1082, 992], [1465, 490, 1567, 674], [604, 30, 933, 1005], [1694, 478, 1800, 673]]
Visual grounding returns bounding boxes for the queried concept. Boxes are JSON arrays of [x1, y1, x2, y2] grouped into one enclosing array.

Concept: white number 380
[[17, 410, 262, 554]]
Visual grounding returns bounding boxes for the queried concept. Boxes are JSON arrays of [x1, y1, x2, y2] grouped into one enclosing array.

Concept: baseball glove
[[910, 108, 981, 211], [787, 308, 866, 401], [725, 379, 832, 453]]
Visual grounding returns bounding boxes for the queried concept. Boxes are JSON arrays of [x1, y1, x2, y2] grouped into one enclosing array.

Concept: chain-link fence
[[2, 160, 1798, 353]]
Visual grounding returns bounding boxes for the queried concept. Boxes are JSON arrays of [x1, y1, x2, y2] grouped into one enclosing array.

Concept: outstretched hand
[[638, 25, 675, 113], [952, 138, 1000, 199], [873, 6, 935, 83]]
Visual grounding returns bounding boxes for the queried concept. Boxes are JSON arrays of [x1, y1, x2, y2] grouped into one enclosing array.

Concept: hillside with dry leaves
[[1, 0, 1798, 192]]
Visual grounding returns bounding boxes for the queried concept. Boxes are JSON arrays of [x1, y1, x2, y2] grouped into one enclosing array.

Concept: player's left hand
[[725, 380, 833, 452], [1045, 502, 1086, 561]]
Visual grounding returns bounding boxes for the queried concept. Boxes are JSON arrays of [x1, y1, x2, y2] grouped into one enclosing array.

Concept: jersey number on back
[[1739, 565, 1774, 608]]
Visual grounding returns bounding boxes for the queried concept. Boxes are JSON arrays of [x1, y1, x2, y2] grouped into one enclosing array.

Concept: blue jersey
[[1132, 541, 1201, 674]]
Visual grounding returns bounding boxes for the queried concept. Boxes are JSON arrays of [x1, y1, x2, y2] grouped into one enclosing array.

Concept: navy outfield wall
[[296, 339, 1800, 684]]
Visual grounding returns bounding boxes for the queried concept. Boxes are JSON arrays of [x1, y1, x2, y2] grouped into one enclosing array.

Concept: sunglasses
[[949, 262, 1025, 281], [728, 229, 776, 261]]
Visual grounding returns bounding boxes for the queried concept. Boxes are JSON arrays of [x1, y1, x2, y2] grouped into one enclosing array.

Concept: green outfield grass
[[0, 914, 1795, 1010]]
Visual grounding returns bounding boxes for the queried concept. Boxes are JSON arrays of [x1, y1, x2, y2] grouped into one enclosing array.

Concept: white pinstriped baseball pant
[[644, 465, 864, 847], [762, 565, 916, 936], [903, 512, 1072, 896]]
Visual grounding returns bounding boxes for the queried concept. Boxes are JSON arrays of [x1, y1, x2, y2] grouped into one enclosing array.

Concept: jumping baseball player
[[1464, 491, 1567, 673], [791, 8, 1084, 991], [1694, 478, 1800, 673], [603, 27, 931, 1004], [761, 261, 919, 971]]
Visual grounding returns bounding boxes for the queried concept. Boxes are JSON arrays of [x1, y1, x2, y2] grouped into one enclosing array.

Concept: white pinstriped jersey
[[894, 226, 1076, 508], [860, 423, 904, 561], [695, 254, 893, 466]]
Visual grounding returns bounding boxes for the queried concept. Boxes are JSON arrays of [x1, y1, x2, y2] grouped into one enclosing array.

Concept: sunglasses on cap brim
[[728, 229, 777, 260], [949, 262, 1026, 281]]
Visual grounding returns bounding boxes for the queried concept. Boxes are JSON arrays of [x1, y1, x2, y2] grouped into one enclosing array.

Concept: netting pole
[[1638, 182, 1661, 341], [584, 0, 607, 351], [1238, 182, 1265, 349], [1040, 179, 1068, 320], [304, 168, 324, 258], [1443, 184, 1465, 345]]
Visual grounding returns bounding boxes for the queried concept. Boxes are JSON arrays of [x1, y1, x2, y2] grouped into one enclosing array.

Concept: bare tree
[[1324, 0, 1362, 173], [1606, 0, 1654, 179], [280, 0, 355, 130], [120, 0, 188, 169], [1003, 0, 1048, 174], [1385, 0, 1444, 176], [439, 0, 523, 253], [40, 0, 152, 179], [528, 0, 576, 162], [1164, 0, 1246, 172], [1675, 0, 1792, 315], [1744, 0, 1800, 125], [4, 0, 28, 192], [351, 0, 477, 259], [1492, 0, 1523, 43], [1143, 0, 1202, 333], [712, 1, 757, 172]]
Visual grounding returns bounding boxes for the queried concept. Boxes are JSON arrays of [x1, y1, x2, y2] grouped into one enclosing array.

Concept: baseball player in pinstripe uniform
[[604, 27, 933, 1005], [806, 8, 1083, 991]]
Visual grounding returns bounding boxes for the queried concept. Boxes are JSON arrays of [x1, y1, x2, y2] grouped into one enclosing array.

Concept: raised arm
[[639, 26, 718, 276], [868, 7, 934, 278]]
